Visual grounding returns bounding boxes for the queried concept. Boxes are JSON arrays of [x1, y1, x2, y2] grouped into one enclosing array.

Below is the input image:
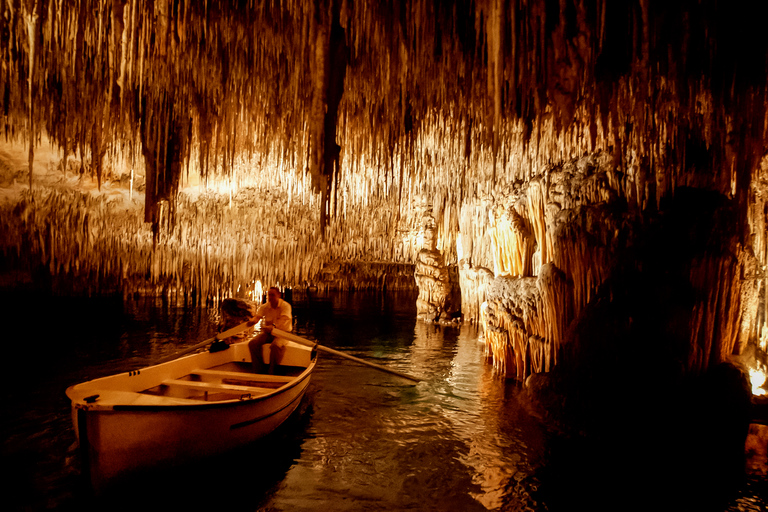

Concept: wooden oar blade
[[272, 328, 421, 383]]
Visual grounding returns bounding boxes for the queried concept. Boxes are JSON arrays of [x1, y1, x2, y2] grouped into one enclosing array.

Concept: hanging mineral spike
[[0, 1, 767, 387]]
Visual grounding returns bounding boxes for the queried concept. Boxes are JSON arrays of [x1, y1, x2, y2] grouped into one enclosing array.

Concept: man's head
[[267, 286, 281, 308]]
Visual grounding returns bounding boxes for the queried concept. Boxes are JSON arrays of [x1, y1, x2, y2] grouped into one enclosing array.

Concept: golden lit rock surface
[[1, 1, 768, 384], [414, 210, 460, 323]]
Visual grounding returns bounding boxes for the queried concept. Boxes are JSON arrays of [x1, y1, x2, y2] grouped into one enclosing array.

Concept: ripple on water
[[6, 293, 761, 511]]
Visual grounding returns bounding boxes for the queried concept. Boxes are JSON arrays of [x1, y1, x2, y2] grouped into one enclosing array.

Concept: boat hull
[[67, 340, 315, 491]]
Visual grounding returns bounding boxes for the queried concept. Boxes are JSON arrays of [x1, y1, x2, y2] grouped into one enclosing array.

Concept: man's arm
[[247, 314, 264, 327]]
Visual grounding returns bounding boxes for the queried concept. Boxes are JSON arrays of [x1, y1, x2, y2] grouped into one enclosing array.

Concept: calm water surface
[[1, 291, 765, 511], [1, 291, 544, 511]]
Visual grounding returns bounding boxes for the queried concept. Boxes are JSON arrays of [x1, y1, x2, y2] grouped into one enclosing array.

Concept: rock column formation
[[414, 210, 459, 323]]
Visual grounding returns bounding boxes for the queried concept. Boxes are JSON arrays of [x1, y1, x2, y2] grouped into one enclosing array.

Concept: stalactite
[[688, 254, 745, 374], [24, 0, 40, 188], [489, 203, 535, 277], [1, 1, 768, 387], [480, 274, 553, 379], [536, 262, 570, 369], [0, 136, 430, 300]]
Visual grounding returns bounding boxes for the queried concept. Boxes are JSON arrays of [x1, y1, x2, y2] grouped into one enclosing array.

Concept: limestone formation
[[0, 1, 767, 388], [414, 211, 460, 323]]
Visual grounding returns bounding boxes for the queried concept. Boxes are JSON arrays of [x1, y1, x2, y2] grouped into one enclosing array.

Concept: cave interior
[[1, 0, 768, 501]]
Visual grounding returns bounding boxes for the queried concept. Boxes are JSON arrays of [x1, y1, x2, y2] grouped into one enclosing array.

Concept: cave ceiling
[[2, 0, 768, 298]]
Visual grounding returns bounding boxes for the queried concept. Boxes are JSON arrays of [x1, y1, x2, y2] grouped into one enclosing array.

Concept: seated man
[[248, 286, 293, 373]]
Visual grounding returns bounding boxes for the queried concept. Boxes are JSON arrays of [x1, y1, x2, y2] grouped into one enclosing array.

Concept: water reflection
[[258, 313, 545, 511], [2, 291, 762, 511], [412, 322, 545, 511]]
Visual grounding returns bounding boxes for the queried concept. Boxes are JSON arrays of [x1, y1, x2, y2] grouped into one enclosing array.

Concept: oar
[[271, 328, 422, 383], [153, 321, 253, 364]]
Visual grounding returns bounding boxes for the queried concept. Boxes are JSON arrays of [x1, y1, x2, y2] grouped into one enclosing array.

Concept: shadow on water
[[0, 290, 222, 511], [73, 396, 317, 512]]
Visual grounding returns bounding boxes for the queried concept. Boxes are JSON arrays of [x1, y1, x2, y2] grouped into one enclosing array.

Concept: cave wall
[[2, 1, 768, 384], [0, 140, 423, 299], [480, 152, 762, 381]]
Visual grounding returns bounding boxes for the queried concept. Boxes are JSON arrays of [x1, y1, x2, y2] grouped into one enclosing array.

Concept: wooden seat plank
[[98, 390, 209, 406], [162, 379, 273, 395], [192, 369, 293, 383]]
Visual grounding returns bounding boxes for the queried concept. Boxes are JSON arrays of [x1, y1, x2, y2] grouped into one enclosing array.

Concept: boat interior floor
[[139, 362, 306, 402]]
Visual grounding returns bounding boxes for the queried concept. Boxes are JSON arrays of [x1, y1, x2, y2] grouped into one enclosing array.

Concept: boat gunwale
[[66, 342, 317, 412], [111, 357, 316, 412]]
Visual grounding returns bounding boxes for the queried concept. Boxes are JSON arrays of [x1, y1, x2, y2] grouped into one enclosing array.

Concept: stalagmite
[[414, 210, 460, 323]]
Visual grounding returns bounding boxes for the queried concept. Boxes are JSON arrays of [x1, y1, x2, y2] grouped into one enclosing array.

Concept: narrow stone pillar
[[414, 212, 459, 323]]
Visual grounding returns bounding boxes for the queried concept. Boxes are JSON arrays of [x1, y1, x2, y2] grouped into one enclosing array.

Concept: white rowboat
[[66, 335, 316, 491]]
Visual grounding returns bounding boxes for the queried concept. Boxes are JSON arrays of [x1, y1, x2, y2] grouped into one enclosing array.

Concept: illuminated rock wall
[[0, 142, 423, 300], [481, 154, 762, 381]]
